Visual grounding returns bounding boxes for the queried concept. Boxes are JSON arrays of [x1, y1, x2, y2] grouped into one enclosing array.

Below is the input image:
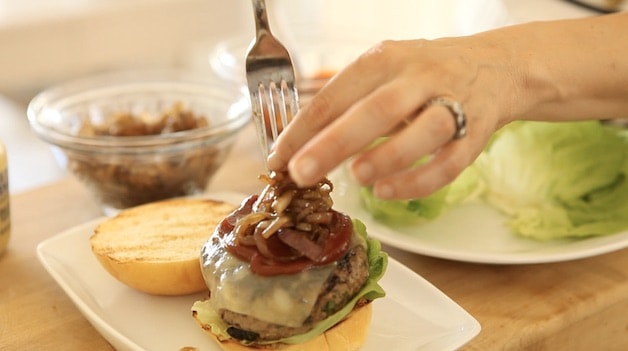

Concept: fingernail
[[267, 151, 282, 170], [374, 183, 395, 199], [290, 156, 320, 186], [351, 161, 375, 184]]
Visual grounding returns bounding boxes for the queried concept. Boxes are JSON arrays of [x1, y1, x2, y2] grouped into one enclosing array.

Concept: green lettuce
[[477, 121, 628, 240], [191, 218, 387, 346], [358, 121, 628, 241], [359, 163, 484, 225]]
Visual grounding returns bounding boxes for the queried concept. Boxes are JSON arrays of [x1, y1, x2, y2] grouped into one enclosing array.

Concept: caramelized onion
[[304, 211, 334, 224], [272, 190, 296, 214], [221, 171, 352, 276], [254, 227, 299, 260], [295, 222, 312, 232], [261, 216, 292, 238], [234, 212, 269, 242], [277, 229, 323, 261]]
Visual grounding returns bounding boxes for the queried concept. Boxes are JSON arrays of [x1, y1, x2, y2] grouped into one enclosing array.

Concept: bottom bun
[[195, 303, 372, 351]]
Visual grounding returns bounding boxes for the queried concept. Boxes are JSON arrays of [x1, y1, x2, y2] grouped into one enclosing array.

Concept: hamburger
[[192, 171, 388, 350]]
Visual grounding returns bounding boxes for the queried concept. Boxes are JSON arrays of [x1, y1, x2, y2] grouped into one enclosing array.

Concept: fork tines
[[259, 79, 297, 135], [249, 75, 299, 158]]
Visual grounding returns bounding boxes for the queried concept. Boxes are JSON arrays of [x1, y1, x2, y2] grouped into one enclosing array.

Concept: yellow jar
[[0, 141, 9, 256]]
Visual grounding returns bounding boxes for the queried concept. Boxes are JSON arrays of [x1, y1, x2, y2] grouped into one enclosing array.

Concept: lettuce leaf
[[477, 121, 628, 240], [191, 218, 387, 346], [359, 163, 484, 225]]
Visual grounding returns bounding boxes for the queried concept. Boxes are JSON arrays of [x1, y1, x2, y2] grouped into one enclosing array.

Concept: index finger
[[268, 43, 387, 171]]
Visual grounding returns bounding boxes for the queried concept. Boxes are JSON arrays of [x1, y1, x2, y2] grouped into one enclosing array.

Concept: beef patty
[[220, 243, 369, 342]]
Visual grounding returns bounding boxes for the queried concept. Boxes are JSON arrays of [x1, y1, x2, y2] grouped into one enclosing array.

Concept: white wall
[[0, 0, 251, 103]]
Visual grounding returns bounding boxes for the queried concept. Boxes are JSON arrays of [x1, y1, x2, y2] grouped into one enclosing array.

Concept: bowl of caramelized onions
[[28, 70, 250, 215]]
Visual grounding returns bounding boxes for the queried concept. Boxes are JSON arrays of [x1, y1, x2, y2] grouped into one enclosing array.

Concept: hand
[[268, 36, 521, 199], [268, 13, 628, 200]]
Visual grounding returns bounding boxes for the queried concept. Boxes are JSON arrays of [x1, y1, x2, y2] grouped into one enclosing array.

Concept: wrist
[[486, 22, 563, 123], [501, 14, 628, 121]]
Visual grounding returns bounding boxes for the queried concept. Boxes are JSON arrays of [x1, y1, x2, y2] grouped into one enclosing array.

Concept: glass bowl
[[27, 70, 250, 215]]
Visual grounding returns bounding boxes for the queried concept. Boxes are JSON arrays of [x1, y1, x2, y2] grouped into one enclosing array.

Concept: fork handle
[[251, 0, 271, 37]]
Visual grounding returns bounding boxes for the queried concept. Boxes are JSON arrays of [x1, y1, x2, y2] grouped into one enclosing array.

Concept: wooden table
[[1, 126, 627, 350]]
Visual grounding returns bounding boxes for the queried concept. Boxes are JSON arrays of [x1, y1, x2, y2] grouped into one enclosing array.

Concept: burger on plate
[[192, 171, 387, 350]]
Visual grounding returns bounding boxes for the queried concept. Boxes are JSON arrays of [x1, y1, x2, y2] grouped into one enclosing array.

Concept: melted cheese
[[200, 235, 335, 327]]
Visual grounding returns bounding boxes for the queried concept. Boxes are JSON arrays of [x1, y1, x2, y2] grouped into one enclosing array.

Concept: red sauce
[[219, 195, 353, 276]]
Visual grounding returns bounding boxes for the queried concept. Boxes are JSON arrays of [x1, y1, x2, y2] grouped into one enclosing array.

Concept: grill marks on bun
[[89, 198, 236, 296]]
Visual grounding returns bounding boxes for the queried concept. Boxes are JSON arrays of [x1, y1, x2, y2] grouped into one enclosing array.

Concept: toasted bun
[[90, 198, 236, 296], [194, 303, 372, 351]]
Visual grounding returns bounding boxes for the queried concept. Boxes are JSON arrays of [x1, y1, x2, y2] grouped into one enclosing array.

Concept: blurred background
[[0, 0, 611, 193]]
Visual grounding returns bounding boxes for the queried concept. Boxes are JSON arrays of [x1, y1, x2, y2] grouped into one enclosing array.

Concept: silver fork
[[246, 0, 299, 165]]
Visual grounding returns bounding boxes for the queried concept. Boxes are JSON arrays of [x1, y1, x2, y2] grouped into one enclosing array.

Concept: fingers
[[349, 104, 461, 186], [361, 103, 493, 200], [268, 45, 388, 172], [286, 77, 435, 187], [371, 140, 471, 199]]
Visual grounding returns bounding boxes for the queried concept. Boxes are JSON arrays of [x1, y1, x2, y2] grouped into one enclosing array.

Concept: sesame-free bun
[[90, 198, 236, 296], [193, 303, 372, 351]]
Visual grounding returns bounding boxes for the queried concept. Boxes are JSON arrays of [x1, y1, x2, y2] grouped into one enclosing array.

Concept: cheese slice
[[200, 235, 334, 327]]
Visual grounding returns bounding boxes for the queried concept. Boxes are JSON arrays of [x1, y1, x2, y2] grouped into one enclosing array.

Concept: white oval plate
[[329, 167, 628, 264]]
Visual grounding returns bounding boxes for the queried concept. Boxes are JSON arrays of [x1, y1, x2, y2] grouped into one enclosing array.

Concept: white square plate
[[37, 192, 480, 351]]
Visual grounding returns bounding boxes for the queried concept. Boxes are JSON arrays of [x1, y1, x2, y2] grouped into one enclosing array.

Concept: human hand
[[268, 36, 523, 200]]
